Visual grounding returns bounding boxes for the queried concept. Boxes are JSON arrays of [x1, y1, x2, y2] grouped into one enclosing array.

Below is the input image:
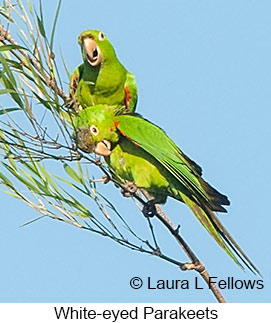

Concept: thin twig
[[141, 189, 226, 303]]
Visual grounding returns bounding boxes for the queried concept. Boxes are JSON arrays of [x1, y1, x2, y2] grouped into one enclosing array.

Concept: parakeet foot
[[121, 181, 138, 197], [66, 96, 81, 113], [143, 200, 157, 217]]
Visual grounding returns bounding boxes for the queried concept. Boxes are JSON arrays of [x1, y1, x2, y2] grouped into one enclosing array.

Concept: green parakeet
[[70, 30, 137, 114], [74, 105, 260, 275]]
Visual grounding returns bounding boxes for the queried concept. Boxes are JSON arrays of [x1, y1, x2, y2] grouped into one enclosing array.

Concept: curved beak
[[83, 37, 102, 66], [94, 140, 112, 156]]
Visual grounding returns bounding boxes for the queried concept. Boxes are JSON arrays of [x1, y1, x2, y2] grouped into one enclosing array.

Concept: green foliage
[[0, 0, 163, 258]]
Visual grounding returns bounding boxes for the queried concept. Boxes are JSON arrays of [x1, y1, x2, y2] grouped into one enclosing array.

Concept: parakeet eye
[[98, 32, 105, 41], [90, 125, 99, 136]]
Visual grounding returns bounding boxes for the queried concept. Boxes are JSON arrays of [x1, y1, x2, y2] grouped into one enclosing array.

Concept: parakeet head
[[78, 30, 118, 68], [73, 105, 119, 156]]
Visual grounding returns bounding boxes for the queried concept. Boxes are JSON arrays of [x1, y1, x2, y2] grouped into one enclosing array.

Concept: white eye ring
[[98, 32, 105, 41], [90, 125, 99, 136]]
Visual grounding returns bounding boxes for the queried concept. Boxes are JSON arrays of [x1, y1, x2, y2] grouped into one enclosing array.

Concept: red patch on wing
[[70, 74, 79, 94], [124, 86, 131, 110], [114, 120, 141, 147], [114, 121, 120, 128]]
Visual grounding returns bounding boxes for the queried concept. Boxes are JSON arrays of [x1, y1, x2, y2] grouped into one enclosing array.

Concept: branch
[[141, 190, 226, 303], [77, 157, 226, 302]]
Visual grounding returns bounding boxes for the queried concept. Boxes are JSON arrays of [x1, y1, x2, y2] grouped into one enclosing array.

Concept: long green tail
[[181, 194, 261, 275]]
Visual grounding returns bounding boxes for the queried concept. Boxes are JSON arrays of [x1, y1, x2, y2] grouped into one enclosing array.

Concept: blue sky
[[0, 0, 270, 303]]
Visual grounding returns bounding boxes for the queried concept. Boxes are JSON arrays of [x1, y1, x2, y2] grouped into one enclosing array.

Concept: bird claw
[[143, 200, 157, 217], [121, 182, 138, 197], [66, 96, 81, 113]]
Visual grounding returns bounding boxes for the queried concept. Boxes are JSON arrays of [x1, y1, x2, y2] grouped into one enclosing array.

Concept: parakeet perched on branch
[[74, 105, 260, 275], [70, 30, 137, 114]]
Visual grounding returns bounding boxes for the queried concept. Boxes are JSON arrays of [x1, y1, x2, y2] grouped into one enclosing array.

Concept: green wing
[[115, 114, 228, 212], [114, 114, 260, 275]]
